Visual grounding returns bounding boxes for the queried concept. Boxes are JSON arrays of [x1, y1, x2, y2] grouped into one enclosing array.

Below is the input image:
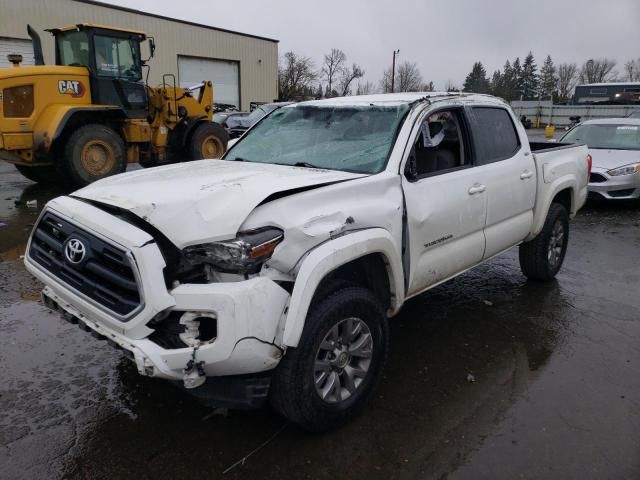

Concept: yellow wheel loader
[[0, 24, 228, 188]]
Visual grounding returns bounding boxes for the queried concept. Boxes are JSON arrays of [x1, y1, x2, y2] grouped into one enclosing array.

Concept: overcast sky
[[104, 0, 639, 90]]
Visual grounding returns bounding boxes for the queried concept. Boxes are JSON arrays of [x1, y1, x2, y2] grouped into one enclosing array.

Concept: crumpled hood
[[589, 148, 640, 170], [72, 160, 365, 248]]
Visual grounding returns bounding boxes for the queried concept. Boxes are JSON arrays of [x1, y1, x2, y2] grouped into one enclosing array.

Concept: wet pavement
[[1, 160, 639, 479]]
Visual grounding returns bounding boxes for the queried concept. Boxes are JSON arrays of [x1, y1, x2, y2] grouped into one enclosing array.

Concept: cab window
[[94, 35, 141, 80], [57, 31, 90, 67], [406, 108, 470, 180]]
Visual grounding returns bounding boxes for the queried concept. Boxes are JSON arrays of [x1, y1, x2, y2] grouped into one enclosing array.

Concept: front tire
[[519, 203, 569, 281], [61, 124, 126, 188], [270, 286, 389, 432], [188, 122, 229, 160]]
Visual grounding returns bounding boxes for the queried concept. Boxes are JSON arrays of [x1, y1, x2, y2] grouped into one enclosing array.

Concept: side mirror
[[148, 37, 156, 58]]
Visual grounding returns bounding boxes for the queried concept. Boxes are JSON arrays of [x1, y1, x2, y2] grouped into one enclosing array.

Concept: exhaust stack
[[27, 24, 44, 65]]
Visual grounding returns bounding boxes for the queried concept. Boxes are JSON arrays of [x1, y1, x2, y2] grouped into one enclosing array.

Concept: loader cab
[[50, 24, 150, 117]]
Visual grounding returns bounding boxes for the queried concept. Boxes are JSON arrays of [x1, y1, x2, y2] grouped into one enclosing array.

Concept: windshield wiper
[[292, 161, 321, 169]]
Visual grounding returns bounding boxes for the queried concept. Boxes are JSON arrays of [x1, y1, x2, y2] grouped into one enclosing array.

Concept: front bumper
[[588, 168, 640, 200], [25, 197, 290, 383]]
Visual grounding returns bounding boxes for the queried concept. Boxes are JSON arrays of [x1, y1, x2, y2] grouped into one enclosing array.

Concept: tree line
[[278, 48, 436, 101], [463, 53, 640, 103], [278, 48, 640, 103]]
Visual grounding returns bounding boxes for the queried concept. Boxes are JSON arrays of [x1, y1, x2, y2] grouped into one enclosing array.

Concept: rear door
[[469, 106, 537, 258], [402, 107, 487, 296]]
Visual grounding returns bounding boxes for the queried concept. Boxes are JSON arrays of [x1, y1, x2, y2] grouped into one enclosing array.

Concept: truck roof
[[294, 92, 508, 108], [48, 23, 147, 37]]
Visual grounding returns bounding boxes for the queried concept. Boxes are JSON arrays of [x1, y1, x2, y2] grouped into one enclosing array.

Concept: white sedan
[[561, 118, 640, 200]]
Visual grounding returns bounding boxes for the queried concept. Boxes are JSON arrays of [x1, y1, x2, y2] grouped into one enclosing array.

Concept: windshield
[[57, 31, 90, 67], [94, 35, 141, 80], [562, 124, 640, 150], [224, 104, 410, 174]]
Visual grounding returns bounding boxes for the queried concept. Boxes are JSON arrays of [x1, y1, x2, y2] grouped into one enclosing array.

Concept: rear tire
[[270, 286, 389, 432], [519, 203, 569, 281], [61, 124, 126, 188], [188, 122, 228, 160], [14, 164, 62, 184]]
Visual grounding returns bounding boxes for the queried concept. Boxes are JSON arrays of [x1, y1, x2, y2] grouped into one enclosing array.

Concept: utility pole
[[391, 49, 400, 93]]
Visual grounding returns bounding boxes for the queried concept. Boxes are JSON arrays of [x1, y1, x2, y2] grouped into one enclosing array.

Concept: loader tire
[[519, 203, 569, 281], [62, 124, 126, 189], [189, 122, 228, 160], [14, 165, 62, 184]]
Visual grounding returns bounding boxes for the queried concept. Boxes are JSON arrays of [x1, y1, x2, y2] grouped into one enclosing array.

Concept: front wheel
[[270, 286, 389, 432], [188, 122, 229, 160], [61, 124, 126, 188], [519, 203, 569, 281]]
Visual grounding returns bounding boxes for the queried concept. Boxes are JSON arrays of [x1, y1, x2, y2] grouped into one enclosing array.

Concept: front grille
[[29, 211, 141, 318], [589, 173, 607, 183]]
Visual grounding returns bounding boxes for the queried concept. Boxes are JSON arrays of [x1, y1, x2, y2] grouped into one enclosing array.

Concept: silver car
[[560, 118, 640, 200]]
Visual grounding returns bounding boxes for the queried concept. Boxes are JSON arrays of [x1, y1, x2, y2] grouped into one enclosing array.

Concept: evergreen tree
[[489, 69, 503, 97], [462, 62, 490, 93], [501, 60, 516, 101], [512, 57, 523, 99], [315, 83, 323, 99], [539, 55, 557, 99], [521, 51, 539, 99]]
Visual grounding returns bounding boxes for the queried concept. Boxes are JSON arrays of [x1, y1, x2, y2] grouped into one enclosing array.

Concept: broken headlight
[[182, 227, 284, 274]]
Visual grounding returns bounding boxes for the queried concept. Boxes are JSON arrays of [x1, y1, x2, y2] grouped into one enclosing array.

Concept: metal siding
[[0, 38, 35, 67], [0, 0, 278, 110]]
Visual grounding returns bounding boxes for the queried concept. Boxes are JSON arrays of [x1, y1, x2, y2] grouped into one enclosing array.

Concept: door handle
[[468, 184, 486, 195], [520, 170, 533, 180]]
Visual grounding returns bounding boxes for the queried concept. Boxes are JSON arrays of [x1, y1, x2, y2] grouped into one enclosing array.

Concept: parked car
[[560, 118, 640, 200], [225, 102, 292, 138], [212, 111, 249, 132], [212, 103, 241, 113], [25, 93, 589, 432]]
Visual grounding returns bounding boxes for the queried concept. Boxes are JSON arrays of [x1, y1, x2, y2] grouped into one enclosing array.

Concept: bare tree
[[355, 81, 375, 95], [579, 58, 617, 84], [423, 81, 435, 92], [379, 67, 394, 93], [321, 48, 346, 97], [556, 62, 578, 102], [624, 59, 640, 81], [337, 63, 364, 96], [278, 51, 317, 101], [396, 61, 423, 92], [380, 61, 424, 93]]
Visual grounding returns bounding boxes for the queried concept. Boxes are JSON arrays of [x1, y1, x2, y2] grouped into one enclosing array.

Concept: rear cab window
[[470, 107, 521, 165]]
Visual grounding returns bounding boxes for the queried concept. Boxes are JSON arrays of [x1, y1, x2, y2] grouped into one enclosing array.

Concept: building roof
[[73, 0, 279, 43]]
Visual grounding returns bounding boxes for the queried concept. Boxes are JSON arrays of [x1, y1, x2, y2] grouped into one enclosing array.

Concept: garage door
[[178, 56, 240, 109], [0, 37, 35, 67]]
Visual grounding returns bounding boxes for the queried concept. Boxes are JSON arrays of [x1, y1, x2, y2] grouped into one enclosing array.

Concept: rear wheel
[[188, 122, 228, 160], [270, 286, 389, 432], [61, 124, 126, 188], [519, 203, 569, 281], [14, 164, 62, 184]]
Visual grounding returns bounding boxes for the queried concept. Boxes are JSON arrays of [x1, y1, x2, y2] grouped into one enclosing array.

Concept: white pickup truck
[[25, 93, 589, 431]]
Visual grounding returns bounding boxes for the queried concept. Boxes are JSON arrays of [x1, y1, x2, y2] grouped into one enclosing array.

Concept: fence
[[511, 103, 640, 126]]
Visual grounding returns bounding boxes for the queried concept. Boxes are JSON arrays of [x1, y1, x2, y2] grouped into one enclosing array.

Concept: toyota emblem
[[65, 238, 86, 264]]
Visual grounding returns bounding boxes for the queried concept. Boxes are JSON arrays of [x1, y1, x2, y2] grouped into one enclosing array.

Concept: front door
[[402, 107, 487, 296]]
